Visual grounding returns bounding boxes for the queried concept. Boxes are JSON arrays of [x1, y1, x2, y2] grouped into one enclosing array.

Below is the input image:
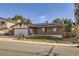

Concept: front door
[[33, 28, 38, 34]]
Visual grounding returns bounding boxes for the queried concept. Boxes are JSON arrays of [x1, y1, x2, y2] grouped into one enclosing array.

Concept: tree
[[74, 3, 79, 24], [63, 18, 72, 32], [6, 17, 12, 21], [26, 18, 32, 24], [74, 24, 79, 42], [74, 3, 79, 42], [63, 18, 71, 24], [53, 18, 62, 24], [12, 15, 26, 24], [53, 18, 73, 32]]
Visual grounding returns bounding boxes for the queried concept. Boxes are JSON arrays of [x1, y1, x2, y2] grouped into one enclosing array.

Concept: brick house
[[12, 22, 63, 38], [29, 23, 63, 38], [0, 17, 64, 38]]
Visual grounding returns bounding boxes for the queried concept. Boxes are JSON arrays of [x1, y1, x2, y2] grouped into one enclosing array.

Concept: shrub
[[76, 45, 79, 48], [29, 36, 62, 40], [53, 53, 58, 56], [74, 25, 79, 42], [18, 33, 24, 40]]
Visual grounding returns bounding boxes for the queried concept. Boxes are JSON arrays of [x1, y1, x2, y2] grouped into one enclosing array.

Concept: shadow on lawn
[[27, 36, 63, 43]]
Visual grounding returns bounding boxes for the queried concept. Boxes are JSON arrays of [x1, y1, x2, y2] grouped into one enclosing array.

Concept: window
[[42, 28, 45, 32], [42, 27, 47, 32], [72, 28, 74, 31], [1, 21, 5, 25], [53, 28, 57, 32]]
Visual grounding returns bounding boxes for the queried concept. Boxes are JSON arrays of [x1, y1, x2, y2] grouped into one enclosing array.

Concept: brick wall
[[32, 27, 63, 35]]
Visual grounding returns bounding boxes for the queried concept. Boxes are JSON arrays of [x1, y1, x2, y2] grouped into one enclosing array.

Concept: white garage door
[[14, 28, 28, 37]]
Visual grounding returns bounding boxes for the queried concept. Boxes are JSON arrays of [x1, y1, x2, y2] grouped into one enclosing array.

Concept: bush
[[53, 53, 58, 56], [73, 40, 79, 44], [76, 45, 79, 48], [18, 33, 24, 40], [29, 36, 62, 40], [74, 25, 79, 42]]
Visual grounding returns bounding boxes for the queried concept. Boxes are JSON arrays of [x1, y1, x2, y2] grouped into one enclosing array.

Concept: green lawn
[[26, 36, 71, 44]]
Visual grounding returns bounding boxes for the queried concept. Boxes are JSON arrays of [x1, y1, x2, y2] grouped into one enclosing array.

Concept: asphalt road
[[0, 37, 79, 56], [0, 38, 52, 56]]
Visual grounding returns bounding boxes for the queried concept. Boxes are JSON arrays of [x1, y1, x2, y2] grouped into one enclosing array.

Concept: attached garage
[[14, 28, 28, 37], [13, 23, 29, 37]]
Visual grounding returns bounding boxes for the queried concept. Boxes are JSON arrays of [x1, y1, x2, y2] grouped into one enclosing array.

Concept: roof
[[10, 23, 20, 27], [0, 17, 16, 23], [31, 23, 63, 27], [0, 17, 6, 20], [10, 23, 30, 28], [7, 20, 16, 23], [10, 22, 63, 28]]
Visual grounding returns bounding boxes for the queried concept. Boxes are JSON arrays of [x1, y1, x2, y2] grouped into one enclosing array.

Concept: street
[[0, 37, 79, 56], [0, 37, 52, 56]]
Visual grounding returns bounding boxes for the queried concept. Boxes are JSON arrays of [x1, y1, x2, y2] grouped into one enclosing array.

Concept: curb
[[0, 39, 78, 47]]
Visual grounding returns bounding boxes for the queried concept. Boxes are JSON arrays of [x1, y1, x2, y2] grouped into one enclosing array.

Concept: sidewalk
[[0, 38, 78, 47], [0, 38, 79, 56]]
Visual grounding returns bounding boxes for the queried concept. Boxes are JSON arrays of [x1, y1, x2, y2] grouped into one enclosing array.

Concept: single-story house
[[12, 22, 64, 38], [0, 18, 74, 38], [30, 23, 63, 38], [0, 18, 64, 38]]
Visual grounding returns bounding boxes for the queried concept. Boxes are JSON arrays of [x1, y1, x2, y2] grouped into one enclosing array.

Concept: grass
[[72, 38, 79, 44], [26, 35, 69, 43]]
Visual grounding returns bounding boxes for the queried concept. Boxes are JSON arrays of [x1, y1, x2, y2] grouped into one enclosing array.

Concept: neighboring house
[[0, 17, 15, 28], [0, 17, 7, 29], [0, 17, 15, 33]]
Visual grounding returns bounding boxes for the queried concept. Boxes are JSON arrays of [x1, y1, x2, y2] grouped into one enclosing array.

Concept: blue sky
[[0, 3, 75, 23]]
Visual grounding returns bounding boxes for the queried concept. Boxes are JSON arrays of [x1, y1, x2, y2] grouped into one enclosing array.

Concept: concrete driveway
[[0, 36, 79, 56]]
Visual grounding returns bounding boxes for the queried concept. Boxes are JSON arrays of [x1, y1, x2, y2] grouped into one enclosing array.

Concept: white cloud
[[40, 16, 46, 20], [39, 15, 49, 23]]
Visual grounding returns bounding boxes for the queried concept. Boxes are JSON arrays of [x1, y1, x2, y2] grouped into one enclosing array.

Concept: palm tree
[[53, 18, 73, 32], [63, 18, 72, 32], [63, 18, 72, 25]]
